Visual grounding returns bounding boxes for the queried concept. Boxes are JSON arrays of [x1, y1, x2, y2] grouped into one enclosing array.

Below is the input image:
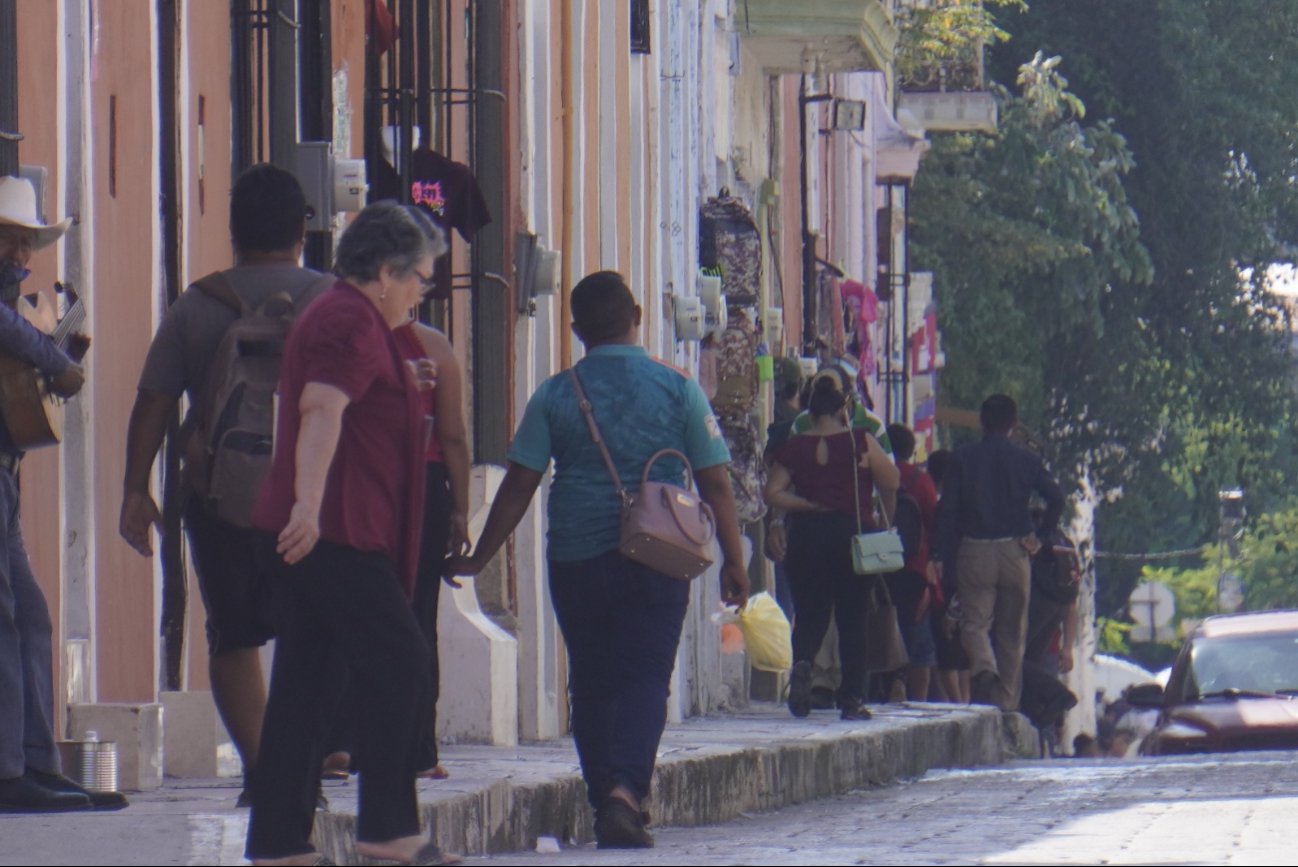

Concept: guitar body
[[0, 353, 62, 449], [0, 287, 83, 450]]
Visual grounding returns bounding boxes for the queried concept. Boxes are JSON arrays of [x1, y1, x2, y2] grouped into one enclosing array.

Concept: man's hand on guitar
[[67, 332, 91, 362], [50, 363, 84, 398], [120, 490, 163, 557]]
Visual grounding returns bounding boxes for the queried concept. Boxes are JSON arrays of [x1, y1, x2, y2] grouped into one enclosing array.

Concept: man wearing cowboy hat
[[0, 175, 115, 812]]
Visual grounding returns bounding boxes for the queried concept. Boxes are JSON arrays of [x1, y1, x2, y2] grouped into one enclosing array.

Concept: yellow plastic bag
[[736, 591, 792, 673]]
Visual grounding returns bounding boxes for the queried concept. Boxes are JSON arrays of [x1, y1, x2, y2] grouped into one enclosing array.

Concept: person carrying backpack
[[119, 164, 331, 807]]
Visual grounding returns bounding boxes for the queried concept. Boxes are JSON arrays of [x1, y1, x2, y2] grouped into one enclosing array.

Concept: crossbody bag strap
[[567, 366, 631, 507], [849, 428, 864, 536]]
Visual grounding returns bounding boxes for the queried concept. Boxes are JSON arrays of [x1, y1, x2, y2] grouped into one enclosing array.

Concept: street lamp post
[[1216, 488, 1246, 614]]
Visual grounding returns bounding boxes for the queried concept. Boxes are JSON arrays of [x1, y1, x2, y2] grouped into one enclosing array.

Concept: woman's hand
[[277, 500, 322, 564], [449, 513, 470, 558]]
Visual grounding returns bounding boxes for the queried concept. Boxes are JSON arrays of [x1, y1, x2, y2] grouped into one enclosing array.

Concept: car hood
[[1170, 697, 1298, 734]]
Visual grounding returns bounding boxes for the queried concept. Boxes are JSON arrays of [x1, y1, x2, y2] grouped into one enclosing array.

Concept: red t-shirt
[[393, 324, 443, 464], [253, 281, 427, 595], [773, 430, 877, 527], [898, 460, 939, 574]]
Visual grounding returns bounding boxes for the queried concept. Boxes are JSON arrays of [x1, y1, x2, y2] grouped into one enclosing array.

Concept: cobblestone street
[[485, 751, 1298, 866]]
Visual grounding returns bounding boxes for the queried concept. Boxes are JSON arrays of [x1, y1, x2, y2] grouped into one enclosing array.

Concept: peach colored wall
[[332, 0, 367, 162], [581, 3, 599, 275], [90, 0, 160, 703], [15, 0, 66, 714], [779, 78, 803, 352], [614, 2, 631, 274]]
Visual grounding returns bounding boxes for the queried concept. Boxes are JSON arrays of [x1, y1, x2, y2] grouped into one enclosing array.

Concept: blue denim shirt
[[508, 344, 730, 562], [0, 301, 73, 455]]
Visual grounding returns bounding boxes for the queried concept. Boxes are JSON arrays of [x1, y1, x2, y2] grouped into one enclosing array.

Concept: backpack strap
[[193, 272, 249, 316]]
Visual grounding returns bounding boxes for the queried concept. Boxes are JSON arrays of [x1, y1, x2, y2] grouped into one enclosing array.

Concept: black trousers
[[786, 511, 870, 704], [413, 462, 452, 770], [245, 539, 430, 859]]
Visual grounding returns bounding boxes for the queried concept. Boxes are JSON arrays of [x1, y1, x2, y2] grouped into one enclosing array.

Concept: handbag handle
[[640, 448, 699, 491], [661, 484, 716, 545]]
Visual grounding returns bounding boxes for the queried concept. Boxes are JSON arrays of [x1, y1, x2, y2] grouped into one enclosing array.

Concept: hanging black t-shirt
[[368, 148, 492, 297]]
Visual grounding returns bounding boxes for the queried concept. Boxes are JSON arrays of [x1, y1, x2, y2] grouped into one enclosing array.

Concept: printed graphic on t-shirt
[[411, 180, 447, 217]]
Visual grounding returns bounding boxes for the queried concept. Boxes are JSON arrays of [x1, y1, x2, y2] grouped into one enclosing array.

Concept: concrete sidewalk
[[0, 703, 1036, 866]]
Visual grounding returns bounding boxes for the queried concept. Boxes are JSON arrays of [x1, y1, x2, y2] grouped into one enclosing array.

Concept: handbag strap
[[567, 366, 632, 508]]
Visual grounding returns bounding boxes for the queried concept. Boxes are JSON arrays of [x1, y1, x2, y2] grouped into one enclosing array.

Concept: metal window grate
[[0, 0, 18, 176], [631, 0, 651, 55]]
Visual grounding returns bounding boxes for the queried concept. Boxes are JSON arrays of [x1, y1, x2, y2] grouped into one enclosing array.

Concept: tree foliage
[[911, 54, 1153, 492], [918, 0, 1298, 618]]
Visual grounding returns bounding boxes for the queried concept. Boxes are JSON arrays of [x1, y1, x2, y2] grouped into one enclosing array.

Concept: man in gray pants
[[937, 394, 1064, 712]]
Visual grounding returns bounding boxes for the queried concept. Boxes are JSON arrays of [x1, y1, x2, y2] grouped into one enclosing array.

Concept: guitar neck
[[51, 299, 85, 351]]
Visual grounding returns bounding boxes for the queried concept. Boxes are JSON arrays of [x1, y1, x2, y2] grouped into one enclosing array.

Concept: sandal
[[357, 839, 462, 866], [416, 765, 449, 780]]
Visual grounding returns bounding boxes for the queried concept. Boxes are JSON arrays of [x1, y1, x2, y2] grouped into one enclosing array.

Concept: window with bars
[[0, 0, 20, 176], [631, 0, 651, 55]]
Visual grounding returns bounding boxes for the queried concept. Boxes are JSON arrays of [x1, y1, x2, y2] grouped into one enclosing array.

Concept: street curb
[[314, 705, 1018, 861]]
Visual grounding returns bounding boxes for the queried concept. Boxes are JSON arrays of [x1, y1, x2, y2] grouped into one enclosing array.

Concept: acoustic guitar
[[0, 282, 88, 450]]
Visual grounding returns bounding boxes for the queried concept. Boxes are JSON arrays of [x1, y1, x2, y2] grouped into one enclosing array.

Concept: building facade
[[2, 0, 937, 776]]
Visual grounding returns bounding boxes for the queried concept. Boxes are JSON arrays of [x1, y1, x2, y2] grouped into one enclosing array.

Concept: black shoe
[[0, 773, 92, 813], [594, 798, 654, 849], [788, 660, 813, 718], [26, 768, 128, 810], [839, 698, 873, 721], [809, 686, 837, 710]]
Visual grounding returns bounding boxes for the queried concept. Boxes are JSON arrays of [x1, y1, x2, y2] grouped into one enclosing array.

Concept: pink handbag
[[569, 369, 717, 580]]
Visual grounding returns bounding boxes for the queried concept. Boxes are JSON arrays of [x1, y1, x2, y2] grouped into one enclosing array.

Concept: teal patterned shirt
[[508, 344, 731, 562]]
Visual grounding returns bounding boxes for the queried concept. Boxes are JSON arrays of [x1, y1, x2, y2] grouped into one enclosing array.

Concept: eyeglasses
[[414, 269, 437, 296]]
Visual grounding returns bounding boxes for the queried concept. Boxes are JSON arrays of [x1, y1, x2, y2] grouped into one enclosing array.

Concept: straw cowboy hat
[[0, 176, 73, 250]]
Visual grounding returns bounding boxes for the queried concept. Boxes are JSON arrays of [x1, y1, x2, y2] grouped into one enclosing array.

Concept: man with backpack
[[120, 164, 330, 805]]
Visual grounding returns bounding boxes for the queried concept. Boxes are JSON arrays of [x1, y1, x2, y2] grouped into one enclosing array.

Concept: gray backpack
[[187, 272, 315, 526]]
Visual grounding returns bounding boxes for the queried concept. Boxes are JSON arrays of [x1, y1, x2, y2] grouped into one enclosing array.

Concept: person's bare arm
[[695, 464, 750, 608], [447, 462, 545, 577], [120, 389, 174, 556], [865, 433, 898, 521], [414, 323, 472, 560], [764, 460, 824, 513], [277, 382, 349, 564]]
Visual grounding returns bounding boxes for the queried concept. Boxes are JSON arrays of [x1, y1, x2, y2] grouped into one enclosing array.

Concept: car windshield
[[1186, 629, 1298, 699]]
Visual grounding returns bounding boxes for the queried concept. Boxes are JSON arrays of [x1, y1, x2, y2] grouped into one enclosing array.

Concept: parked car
[[1137, 610, 1298, 756]]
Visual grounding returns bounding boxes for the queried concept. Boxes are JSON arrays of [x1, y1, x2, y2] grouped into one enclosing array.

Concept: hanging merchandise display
[[815, 268, 848, 358], [369, 146, 493, 298], [699, 191, 762, 305], [710, 309, 760, 415], [718, 411, 768, 525]]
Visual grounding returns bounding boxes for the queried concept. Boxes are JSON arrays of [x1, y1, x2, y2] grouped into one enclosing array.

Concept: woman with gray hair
[[245, 202, 452, 866]]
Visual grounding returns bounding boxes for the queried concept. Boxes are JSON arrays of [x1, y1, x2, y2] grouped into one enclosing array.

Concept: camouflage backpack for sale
[[699, 193, 762, 304]]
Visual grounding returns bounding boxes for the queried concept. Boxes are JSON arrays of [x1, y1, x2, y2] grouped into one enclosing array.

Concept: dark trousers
[[786, 512, 870, 704], [548, 550, 690, 808], [246, 539, 430, 859], [0, 467, 59, 779], [413, 462, 452, 770]]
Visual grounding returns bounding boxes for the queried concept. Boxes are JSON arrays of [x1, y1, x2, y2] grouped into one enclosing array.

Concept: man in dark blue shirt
[[938, 394, 1063, 711]]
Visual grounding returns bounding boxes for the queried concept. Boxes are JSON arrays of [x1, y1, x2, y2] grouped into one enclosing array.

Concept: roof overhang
[[737, 0, 898, 74]]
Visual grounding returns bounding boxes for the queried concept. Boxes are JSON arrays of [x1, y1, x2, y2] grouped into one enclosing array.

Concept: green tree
[[985, 0, 1298, 619], [911, 54, 1154, 497]]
